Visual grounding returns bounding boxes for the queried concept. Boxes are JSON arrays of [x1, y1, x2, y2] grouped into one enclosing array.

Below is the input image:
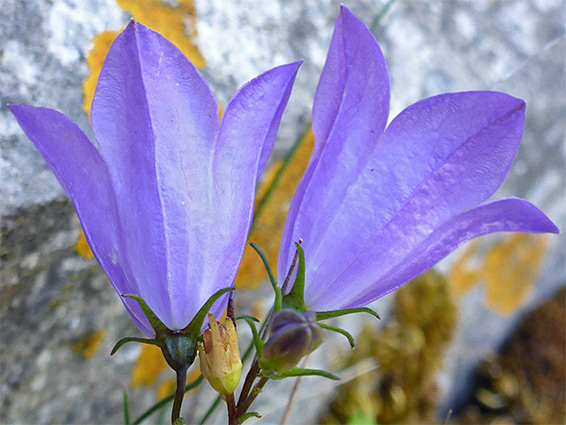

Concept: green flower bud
[[198, 314, 242, 395], [261, 309, 323, 373]]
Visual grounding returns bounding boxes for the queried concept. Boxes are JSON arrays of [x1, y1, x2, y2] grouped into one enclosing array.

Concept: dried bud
[[261, 309, 323, 373], [198, 314, 242, 395]]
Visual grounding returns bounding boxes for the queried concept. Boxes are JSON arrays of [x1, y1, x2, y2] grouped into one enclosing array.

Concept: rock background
[[1, 0, 564, 424]]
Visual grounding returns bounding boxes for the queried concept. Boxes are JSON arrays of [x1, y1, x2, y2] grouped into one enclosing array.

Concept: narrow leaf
[[242, 316, 265, 357], [240, 412, 262, 422], [282, 243, 307, 312], [123, 390, 131, 425], [277, 366, 340, 381]]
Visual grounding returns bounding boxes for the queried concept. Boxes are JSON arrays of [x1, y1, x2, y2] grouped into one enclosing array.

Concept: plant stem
[[171, 367, 187, 424], [236, 377, 269, 418], [236, 359, 260, 412], [226, 393, 237, 425]]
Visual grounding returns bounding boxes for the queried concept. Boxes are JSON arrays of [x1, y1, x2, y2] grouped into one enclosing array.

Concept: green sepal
[[183, 287, 235, 335], [319, 323, 355, 348], [266, 366, 340, 381], [282, 242, 308, 312], [240, 412, 262, 422], [111, 336, 160, 355], [235, 314, 259, 323], [173, 418, 186, 425], [122, 294, 169, 335], [250, 242, 282, 313], [241, 316, 264, 357], [316, 307, 380, 321]]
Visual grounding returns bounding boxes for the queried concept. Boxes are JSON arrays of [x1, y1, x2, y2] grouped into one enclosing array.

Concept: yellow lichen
[[131, 343, 169, 387], [320, 271, 457, 424], [75, 229, 95, 259], [72, 330, 106, 358], [449, 234, 549, 315], [82, 0, 205, 115], [235, 128, 314, 288]]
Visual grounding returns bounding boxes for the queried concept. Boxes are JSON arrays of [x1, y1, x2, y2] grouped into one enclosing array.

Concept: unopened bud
[[198, 314, 242, 395], [261, 309, 323, 373]]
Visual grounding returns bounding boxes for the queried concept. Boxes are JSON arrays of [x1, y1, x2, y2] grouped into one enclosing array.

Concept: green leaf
[[250, 242, 282, 313], [270, 366, 340, 381], [316, 307, 380, 321], [123, 390, 131, 425], [319, 323, 355, 348], [183, 287, 235, 335], [240, 412, 262, 422], [110, 336, 159, 356]]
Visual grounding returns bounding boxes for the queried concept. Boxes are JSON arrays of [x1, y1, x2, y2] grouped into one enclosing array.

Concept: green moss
[[320, 270, 457, 424]]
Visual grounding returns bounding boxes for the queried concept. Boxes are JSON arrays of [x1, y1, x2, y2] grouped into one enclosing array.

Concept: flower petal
[[299, 91, 527, 308], [9, 105, 154, 336], [90, 21, 219, 329], [340, 198, 559, 309], [278, 6, 390, 281], [193, 62, 301, 322]]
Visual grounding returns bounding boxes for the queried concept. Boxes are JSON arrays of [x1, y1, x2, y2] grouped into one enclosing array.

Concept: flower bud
[[261, 309, 323, 373], [198, 314, 242, 395]]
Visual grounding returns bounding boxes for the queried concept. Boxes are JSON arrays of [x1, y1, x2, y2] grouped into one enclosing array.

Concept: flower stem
[[237, 377, 269, 417], [226, 393, 237, 425], [171, 367, 187, 424]]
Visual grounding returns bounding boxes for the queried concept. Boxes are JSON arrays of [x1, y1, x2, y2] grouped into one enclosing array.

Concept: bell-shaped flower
[[278, 7, 559, 313], [10, 21, 301, 337]]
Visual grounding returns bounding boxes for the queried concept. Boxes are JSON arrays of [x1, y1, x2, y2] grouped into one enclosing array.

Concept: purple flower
[[278, 7, 559, 313], [10, 21, 300, 337]]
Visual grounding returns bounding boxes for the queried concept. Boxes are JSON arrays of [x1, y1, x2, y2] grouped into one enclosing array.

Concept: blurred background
[[1, 0, 564, 424]]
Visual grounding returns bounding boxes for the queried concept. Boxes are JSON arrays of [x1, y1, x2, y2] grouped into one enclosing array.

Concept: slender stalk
[[280, 356, 310, 425], [226, 393, 237, 425], [171, 367, 188, 424], [236, 360, 261, 412], [237, 377, 269, 418]]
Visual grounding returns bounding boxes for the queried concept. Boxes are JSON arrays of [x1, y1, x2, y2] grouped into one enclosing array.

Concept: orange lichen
[[449, 234, 549, 315], [82, 0, 204, 115], [131, 343, 169, 387], [72, 330, 106, 358], [235, 128, 315, 289], [75, 229, 95, 259]]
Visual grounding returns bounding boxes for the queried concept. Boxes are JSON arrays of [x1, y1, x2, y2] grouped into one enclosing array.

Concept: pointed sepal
[[316, 306, 380, 321], [241, 316, 265, 357], [183, 287, 235, 335], [250, 242, 282, 313], [319, 323, 355, 348], [267, 366, 340, 381], [282, 242, 308, 312], [110, 336, 160, 355], [122, 294, 170, 335]]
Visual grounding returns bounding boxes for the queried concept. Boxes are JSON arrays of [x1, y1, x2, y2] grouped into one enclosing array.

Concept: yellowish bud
[[198, 313, 242, 395]]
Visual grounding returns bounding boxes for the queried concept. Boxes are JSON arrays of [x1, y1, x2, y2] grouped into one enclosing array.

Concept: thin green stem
[[171, 368, 188, 424], [132, 375, 204, 425], [370, 0, 397, 34]]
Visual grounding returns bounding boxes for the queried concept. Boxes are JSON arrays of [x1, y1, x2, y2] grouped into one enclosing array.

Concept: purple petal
[[340, 198, 559, 309], [90, 21, 219, 330], [303, 91, 527, 308], [278, 6, 390, 281], [9, 105, 154, 336], [253, 62, 302, 178], [177, 61, 301, 324]]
